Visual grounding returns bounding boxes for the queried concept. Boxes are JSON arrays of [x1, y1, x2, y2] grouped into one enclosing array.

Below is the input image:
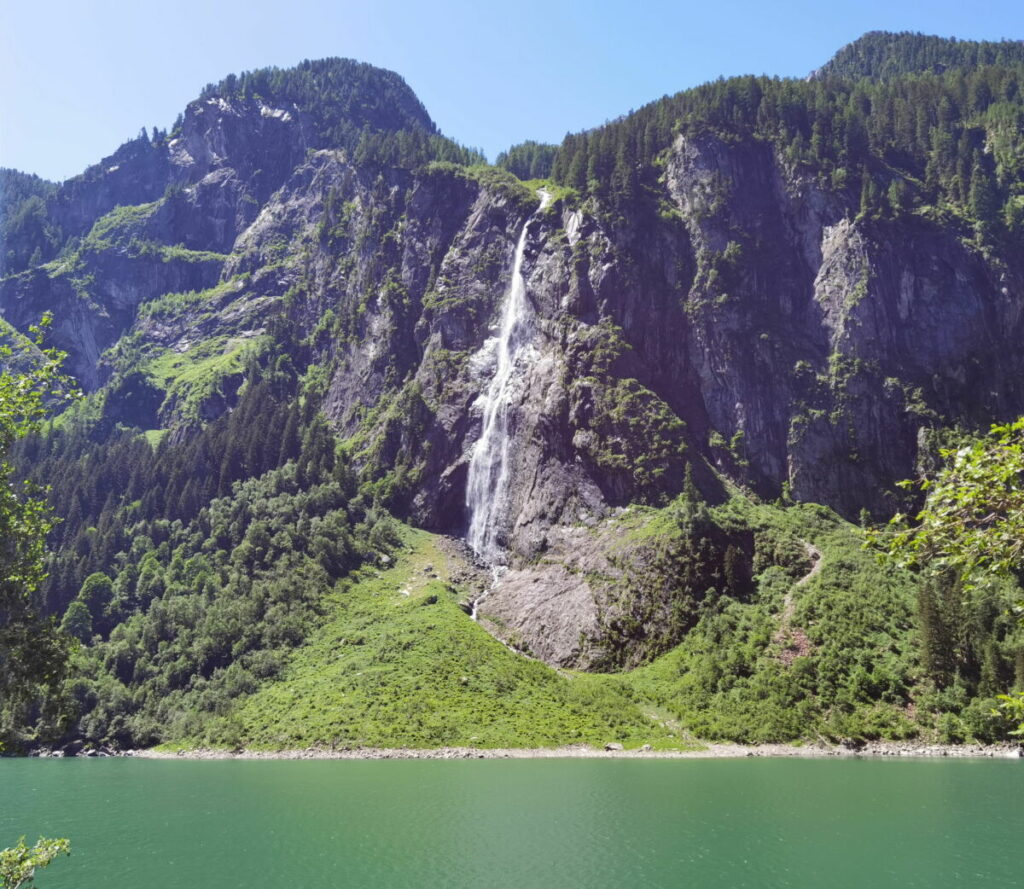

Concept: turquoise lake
[[2, 757, 1020, 888]]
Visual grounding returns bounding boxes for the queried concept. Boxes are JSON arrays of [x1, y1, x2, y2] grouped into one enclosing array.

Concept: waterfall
[[465, 190, 551, 565]]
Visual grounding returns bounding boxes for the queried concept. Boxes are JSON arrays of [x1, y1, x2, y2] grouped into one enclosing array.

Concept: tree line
[[549, 58, 1024, 240]]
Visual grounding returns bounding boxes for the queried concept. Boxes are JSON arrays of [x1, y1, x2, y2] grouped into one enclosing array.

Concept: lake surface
[[2, 757, 1020, 888]]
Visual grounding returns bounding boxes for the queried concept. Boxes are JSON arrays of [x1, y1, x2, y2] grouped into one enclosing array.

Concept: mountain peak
[[195, 57, 437, 139], [812, 30, 1024, 81]]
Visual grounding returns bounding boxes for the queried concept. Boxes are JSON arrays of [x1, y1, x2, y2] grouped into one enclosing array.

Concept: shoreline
[[75, 740, 1024, 761]]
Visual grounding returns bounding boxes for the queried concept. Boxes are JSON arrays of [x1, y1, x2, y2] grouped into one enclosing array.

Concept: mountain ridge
[[2, 33, 1023, 751], [812, 30, 1024, 81]]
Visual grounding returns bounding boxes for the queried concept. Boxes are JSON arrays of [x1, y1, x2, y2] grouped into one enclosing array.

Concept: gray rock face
[[479, 525, 605, 667]]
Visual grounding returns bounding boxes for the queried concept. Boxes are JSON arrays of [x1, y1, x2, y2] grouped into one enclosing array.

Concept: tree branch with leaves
[[868, 419, 1024, 735], [0, 838, 70, 889], [0, 313, 80, 749]]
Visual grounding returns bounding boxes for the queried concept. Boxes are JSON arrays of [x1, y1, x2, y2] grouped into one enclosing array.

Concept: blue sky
[[2, 0, 1022, 182]]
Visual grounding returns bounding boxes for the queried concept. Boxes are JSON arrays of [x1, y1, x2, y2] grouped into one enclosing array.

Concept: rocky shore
[[29, 740, 1021, 760]]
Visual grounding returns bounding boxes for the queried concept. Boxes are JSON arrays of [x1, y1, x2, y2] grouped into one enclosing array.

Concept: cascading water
[[465, 190, 552, 569]]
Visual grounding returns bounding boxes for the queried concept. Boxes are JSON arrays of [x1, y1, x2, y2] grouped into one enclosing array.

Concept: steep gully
[[466, 189, 552, 621]]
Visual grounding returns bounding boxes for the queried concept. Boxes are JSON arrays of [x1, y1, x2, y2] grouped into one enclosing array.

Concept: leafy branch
[[868, 418, 1024, 737], [0, 838, 70, 889], [868, 419, 1024, 585]]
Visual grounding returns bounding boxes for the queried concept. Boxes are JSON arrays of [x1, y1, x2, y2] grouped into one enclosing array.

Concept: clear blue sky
[[2, 0, 1022, 182]]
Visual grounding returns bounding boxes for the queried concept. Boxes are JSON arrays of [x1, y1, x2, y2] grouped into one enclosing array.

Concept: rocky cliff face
[[7, 109, 1024, 530], [4, 59, 1024, 667], [359, 129, 1024, 542]]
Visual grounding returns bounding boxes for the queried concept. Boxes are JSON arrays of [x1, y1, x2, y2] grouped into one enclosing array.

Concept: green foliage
[[14, 347, 311, 622], [59, 600, 92, 644], [146, 335, 265, 423], [82, 202, 226, 266], [128, 278, 246, 331], [0, 316, 79, 748], [871, 418, 1024, 737], [587, 497, 754, 670], [624, 498, 925, 743], [0, 838, 70, 889], [567, 321, 686, 503], [11, 41, 1024, 753], [876, 419, 1024, 584], [56, 449, 368, 747], [351, 130, 484, 170], [495, 141, 558, 180], [464, 164, 537, 205], [6, 340, 389, 748], [419, 163, 539, 212], [575, 377, 687, 500], [200, 58, 435, 138], [690, 241, 745, 309], [997, 690, 1024, 735], [79, 202, 159, 253], [816, 32, 1024, 81], [235, 528, 676, 750], [198, 58, 483, 171], [0, 169, 61, 277], [549, 43, 1024, 235]]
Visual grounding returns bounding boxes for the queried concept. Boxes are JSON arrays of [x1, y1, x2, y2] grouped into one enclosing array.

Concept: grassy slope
[[228, 498, 931, 749], [624, 498, 920, 743], [235, 527, 683, 750]]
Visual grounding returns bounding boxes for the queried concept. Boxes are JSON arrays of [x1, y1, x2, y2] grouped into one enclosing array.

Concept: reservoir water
[[2, 757, 1020, 888]]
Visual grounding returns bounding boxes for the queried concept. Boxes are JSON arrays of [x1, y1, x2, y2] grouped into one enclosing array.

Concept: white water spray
[[465, 190, 551, 567]]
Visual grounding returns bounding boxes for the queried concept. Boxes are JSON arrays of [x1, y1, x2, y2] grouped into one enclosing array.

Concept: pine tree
[[969, 153, 1000, 230], [917, 574, 955, 686], [859, 168, 880, 218]]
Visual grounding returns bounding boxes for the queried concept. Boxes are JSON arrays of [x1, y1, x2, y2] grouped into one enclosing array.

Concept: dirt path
[[774, 541, 821, 665], [796, 541, 823, 586]]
